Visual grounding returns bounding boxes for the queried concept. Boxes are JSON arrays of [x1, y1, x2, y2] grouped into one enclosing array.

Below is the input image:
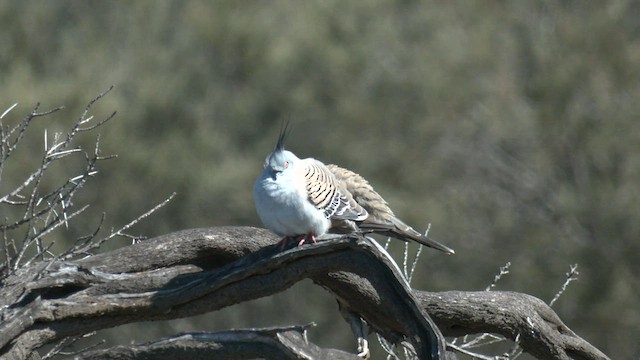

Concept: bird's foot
[[297, 233, 316, 246], [277, 234, 317, 250]]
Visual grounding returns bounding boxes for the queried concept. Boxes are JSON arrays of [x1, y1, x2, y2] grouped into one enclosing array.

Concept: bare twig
[[505, 333, 524, 359], [406, 224, 429, 284], [76, 325, 359, 360], [75, 192, 176, 254], [457, 333, 505, 349], [549, 264, 579, 307], [41, 332, 101, 360], [485, 261, 511, 291], [447, 342, 495, 360], [0, 102, 18, 119]]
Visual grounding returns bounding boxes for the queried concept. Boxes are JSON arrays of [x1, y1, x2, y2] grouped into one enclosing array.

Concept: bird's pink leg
[[277, 234, 317, 249], [276, 236, 290, 250], [297, 233, 316, 246]]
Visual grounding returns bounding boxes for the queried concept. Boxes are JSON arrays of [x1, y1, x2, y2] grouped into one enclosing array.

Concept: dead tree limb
[[77, 325, 361, 360], [0, 227, 444, 360], [0, 227, 609, 360], [419, 290, 606, 360]]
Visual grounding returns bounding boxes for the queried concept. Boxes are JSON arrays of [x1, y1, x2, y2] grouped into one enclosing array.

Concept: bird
[[253, 124, 455, 254]]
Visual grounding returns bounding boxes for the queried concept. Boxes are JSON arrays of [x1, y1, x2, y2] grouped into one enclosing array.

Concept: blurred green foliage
[[1, 1, 638, 358]]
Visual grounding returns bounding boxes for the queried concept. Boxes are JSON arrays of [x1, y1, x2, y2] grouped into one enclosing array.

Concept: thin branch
[[377, 334, 402, 360], [77, 193, 176, 253], [447, 342, 495, 360], [459, 333, 505, 349], [506, 333, 524, 359], [549, 264, 579, 307], [78, 110, 117, 132], [0, 102, 18, 120], [485, 261, 511, 291], [0, 103, 64, 162], [76, 325, 359, 360], [61, 213, 106, 260], [406, 224, 429, 284], [13, 205, 89, 270], [53, 335, 105, 359]]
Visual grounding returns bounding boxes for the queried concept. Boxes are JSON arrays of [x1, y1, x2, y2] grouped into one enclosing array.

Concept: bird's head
[[263, 122, 300, 177]]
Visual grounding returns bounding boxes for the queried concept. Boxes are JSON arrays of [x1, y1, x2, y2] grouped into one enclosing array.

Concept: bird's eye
[[283, 161, 289, 169]]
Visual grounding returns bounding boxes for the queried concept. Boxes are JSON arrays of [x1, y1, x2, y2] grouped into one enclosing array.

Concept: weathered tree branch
[[0, 227, 609, 360], [0, 227, 444, 359], [77, 325, 361, 360], [419, 291, 606, 360]]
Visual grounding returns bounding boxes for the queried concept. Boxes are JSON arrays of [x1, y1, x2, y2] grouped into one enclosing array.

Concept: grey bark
[[77, 326, 361, 360], [0, 227, 609, 360]]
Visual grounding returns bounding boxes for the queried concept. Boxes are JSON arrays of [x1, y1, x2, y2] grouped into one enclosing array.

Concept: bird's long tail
[[359, 217, 455, 255]]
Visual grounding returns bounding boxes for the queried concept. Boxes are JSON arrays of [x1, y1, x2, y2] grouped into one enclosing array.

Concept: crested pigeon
[[253, 125, 455, 254]]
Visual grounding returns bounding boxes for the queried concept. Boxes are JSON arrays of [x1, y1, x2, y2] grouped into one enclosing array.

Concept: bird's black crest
[[275, 120, 291, 152]]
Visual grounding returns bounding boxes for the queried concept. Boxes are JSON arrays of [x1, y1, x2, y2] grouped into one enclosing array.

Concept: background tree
[[0, 1, 637, 358]]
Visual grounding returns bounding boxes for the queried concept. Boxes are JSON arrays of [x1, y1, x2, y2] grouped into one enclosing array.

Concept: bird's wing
[[326, 164, 395, 221], [327, 164, 455, 254], [303, 159, 368, 221]]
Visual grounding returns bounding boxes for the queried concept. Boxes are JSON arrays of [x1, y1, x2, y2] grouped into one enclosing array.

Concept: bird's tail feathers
[[359, 217, 455, 255]]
